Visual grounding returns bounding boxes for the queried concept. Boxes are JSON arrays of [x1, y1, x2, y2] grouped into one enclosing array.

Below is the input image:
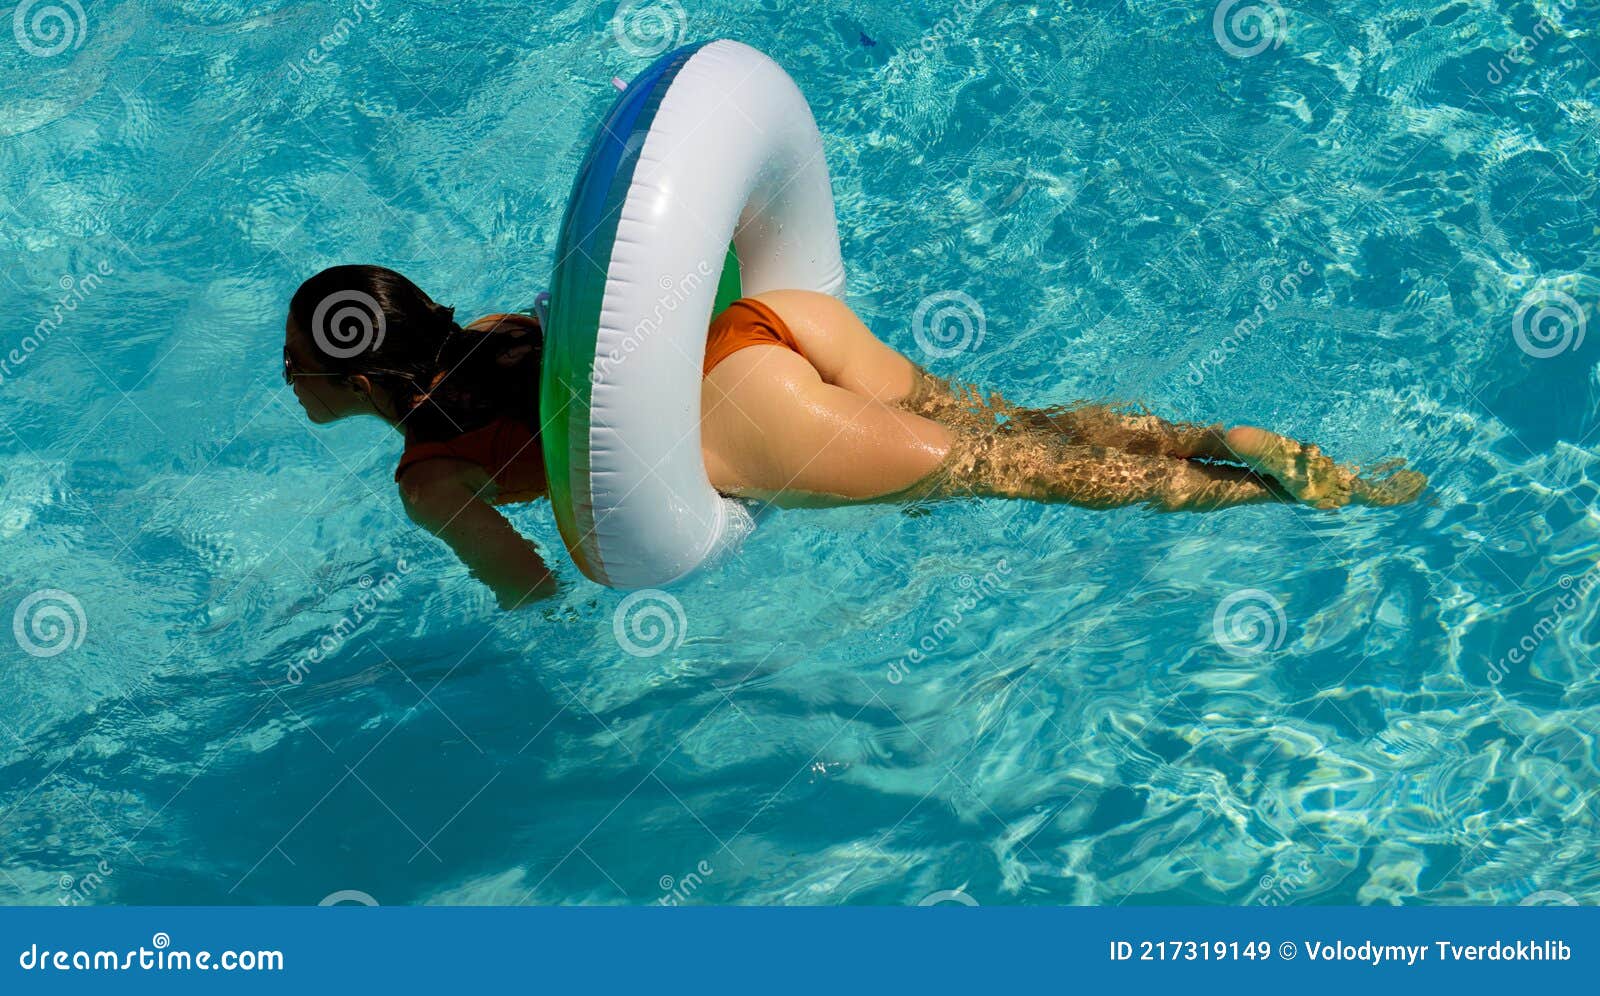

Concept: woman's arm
[[397, 459, 558, 609]]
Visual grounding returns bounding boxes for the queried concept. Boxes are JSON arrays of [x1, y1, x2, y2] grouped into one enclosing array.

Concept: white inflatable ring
[[541, 40, 846, 589]]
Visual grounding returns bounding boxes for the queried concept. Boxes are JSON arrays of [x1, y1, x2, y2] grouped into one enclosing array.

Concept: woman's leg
[[700, 344, 1279, 512], [905, 369, 1234, 460], [751, 290, 1234, 459], [918, 422, 1283, 511], [739, 290, 1424, 508], [908, 384, 1424, 509], [1223, 426, 1426, 509]]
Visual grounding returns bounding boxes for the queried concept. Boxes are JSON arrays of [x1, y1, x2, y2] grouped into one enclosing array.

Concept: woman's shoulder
[[395, 430, 491, 484], [396, 416, 544, 498]]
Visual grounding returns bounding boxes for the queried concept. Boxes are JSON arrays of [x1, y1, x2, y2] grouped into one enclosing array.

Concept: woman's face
[[284, 316, 381, 424]]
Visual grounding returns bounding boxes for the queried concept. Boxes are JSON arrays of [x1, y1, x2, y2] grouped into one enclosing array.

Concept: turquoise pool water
[[3, 0, 1600, 906]]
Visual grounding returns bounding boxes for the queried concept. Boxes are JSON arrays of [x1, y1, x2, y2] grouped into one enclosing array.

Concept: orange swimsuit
[[395, 300, 802, 498], [702, 297, 805, 375], [395, 416, 546, 504]]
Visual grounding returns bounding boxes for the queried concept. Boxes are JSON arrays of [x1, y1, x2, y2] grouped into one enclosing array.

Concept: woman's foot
[[1347, 462, 1429, 508], [1223, 426, 1425, 509]]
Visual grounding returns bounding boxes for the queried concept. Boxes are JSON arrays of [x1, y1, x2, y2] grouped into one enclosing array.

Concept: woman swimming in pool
[[285, 265, 1426, 608]]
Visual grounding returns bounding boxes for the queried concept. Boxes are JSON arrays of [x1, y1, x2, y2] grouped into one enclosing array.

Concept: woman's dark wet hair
[[287, 264, 541, 439]]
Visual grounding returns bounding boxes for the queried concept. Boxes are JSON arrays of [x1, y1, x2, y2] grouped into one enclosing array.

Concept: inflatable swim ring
[[541, 40, 846, 589]]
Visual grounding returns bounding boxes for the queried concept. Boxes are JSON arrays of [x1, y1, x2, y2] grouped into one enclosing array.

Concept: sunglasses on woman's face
[[283, 348, 343, 385], [282, 349, 436, 399]]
